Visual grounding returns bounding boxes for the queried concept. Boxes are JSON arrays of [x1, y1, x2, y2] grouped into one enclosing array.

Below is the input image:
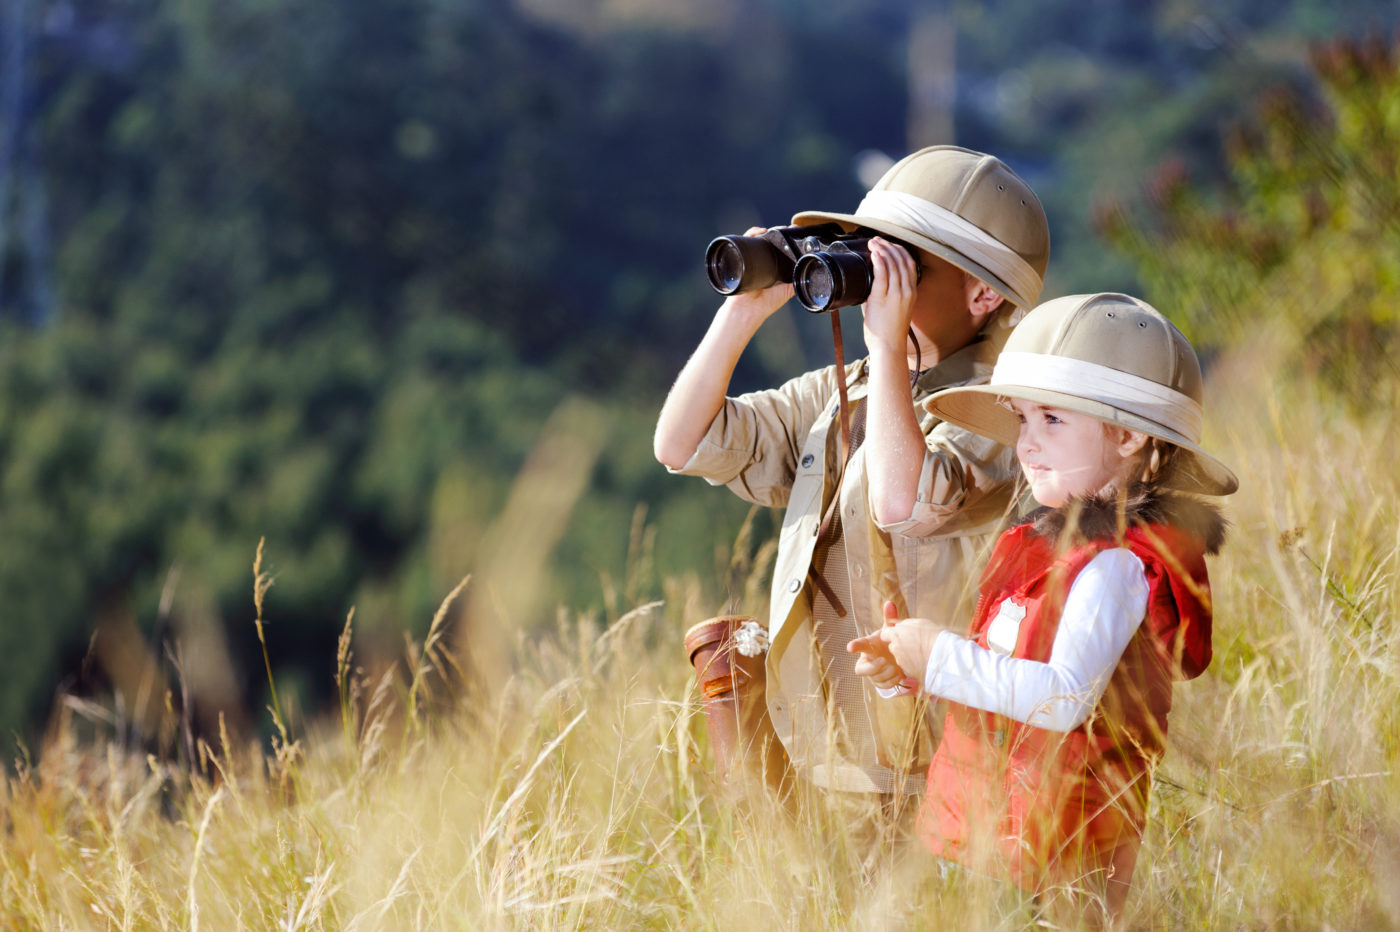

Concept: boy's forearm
[[864, 342, 923, 524], [653, 302, 767, 469]]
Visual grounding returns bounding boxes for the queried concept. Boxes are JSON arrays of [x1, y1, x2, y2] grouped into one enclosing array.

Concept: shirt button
[[854, 565, 864, 578], [788, 578, 802, 593], [801, 453, 815, 468]]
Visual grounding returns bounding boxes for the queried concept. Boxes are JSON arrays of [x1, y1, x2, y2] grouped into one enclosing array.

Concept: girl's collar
[[1023, 483, 1228, 555]]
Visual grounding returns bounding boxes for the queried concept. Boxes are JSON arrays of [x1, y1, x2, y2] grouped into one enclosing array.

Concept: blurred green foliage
[[1101, 35, 1400, 407], [0, 0, 1394, 746]]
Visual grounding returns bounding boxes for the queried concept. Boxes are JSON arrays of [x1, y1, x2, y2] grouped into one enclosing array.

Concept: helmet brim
[[927, 382, 1240, 497]]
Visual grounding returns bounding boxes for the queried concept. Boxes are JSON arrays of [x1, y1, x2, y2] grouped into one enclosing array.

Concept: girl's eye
[[1045, 413, 1061, 424]]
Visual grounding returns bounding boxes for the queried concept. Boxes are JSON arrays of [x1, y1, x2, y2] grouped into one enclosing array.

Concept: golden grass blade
[[185, 786, 225, 932], [472, 709, 586, 863]]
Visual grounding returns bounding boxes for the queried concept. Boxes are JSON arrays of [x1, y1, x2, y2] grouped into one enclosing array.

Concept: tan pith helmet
[[791, 146, 1050, 311], [927, 292, 1238, 496]]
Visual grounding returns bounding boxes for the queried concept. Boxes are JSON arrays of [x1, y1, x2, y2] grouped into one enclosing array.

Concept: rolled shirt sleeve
[[920, 548, 1150, 731], [666, 366, 841, 510], [873, 421, 1018, 538]]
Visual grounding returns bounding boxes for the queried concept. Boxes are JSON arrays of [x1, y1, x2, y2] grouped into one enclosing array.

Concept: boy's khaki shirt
[[669, 335, 1018, 792]]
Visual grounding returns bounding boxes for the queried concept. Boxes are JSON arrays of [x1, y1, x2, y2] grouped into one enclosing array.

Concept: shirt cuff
[[874, 678, 920, 699], [922, 630, 963, 695], [664, 433, 749, 483], [874, 447, 967, 536]]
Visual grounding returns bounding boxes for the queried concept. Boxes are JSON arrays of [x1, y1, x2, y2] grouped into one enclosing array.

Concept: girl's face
[[1009, 399, 1147, 508]]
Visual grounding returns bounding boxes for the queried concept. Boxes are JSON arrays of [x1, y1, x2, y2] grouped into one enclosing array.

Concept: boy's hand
[[861, 237, 919, 358], [718, 227, 794, 324], [847, 600, 914, 691], [721, 278, 793, 321]]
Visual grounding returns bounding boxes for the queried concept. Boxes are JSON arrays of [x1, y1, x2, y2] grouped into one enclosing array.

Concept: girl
[[848, 292, 1237, 920]]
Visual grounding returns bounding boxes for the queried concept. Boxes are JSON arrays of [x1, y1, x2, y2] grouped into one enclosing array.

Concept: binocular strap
[[831, 311, 853, 468], [814, 311, 855, 545], [810, 312, 866, 618]]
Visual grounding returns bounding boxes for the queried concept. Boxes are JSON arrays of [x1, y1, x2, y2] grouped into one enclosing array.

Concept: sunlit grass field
[[2, 351, 1398, 930]]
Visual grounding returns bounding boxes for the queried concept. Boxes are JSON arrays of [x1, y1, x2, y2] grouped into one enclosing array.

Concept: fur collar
[[1024, 483, 1228, 555]]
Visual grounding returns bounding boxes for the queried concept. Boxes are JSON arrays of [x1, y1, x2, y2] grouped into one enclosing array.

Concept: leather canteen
[[684, 615, 791, 796]]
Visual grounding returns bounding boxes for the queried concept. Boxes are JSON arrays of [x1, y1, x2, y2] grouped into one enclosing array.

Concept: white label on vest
[[986, 599, 1026, 656]]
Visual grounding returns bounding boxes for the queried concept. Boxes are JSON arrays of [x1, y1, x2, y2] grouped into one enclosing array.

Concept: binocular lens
[[705, 235, 790, 295], [794, 258, 836, 311], [794, 251, 870, 313], [705, 240, 745, 294]]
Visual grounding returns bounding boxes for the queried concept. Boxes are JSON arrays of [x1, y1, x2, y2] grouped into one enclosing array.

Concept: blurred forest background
[[0, 0, 1396, 754]]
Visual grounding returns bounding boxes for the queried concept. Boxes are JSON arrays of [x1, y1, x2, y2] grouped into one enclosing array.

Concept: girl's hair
[[1095, 423, 1180, 488], [1135, 437, 1178, 487]]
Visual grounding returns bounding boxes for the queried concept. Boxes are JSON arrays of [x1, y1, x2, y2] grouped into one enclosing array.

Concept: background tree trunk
[[907, 2, 956, 149]]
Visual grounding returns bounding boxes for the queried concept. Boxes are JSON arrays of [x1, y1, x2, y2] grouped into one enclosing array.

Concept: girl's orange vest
[[918, 520, 1213, 891]]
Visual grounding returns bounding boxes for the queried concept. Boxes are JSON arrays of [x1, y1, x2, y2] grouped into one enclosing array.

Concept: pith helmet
[[791, 146, 1049, 311], [927, 292, 1238, 496]]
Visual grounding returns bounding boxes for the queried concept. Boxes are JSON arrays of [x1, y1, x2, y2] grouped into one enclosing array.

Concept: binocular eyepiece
[[705, 223, 921, 313]]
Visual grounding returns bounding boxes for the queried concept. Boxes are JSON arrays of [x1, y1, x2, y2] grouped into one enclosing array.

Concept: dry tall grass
[[2, 355, 1397, 930]]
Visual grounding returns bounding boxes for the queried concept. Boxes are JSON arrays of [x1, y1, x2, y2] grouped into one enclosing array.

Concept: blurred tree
[[1098, 34, 1400, 408], [951, 0, 1400, 297]]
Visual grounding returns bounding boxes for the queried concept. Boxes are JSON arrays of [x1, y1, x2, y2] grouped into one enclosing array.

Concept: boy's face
[[908, 255, 1001, 340], [1008, 399, 1145, 508]]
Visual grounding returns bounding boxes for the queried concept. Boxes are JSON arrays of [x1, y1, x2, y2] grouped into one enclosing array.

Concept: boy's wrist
[[718, 286, 789, 329], [866, 339, 910, 371]]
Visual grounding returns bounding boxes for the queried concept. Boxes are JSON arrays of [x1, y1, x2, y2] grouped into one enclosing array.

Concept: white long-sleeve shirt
[[921, 548, 1150, 732]]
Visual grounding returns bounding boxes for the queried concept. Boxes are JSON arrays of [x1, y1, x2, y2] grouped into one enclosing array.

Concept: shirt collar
[[912, 334, 995, 394]]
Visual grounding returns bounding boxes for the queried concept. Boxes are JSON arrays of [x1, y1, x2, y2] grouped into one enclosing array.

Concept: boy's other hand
[[718, 227, 794, 324], [861, 237, 919, 357]]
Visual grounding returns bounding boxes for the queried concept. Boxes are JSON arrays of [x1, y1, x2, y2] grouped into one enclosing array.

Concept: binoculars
[[705, 223, 921, 312]]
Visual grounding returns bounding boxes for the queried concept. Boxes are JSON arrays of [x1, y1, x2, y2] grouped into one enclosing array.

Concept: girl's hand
[[881, 615, 943, 686], [848, 600, 913, 690], [861, 237, 919, 358]]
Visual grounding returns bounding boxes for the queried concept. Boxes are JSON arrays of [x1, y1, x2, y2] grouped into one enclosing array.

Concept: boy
[[655, 147, 1050, 800]]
